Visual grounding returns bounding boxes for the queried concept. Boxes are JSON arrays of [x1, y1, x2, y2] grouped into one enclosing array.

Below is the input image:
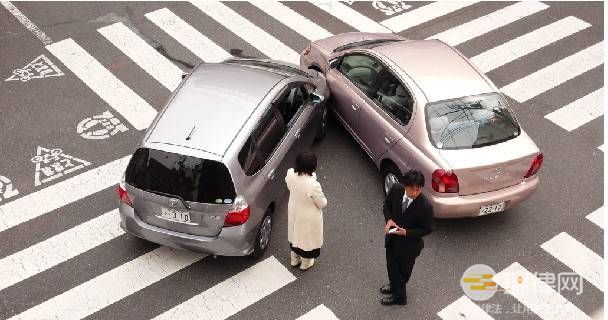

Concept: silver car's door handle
[[294, 128, 301, 139], [268, 168, 276, 180], [351, 103, 359, 111]]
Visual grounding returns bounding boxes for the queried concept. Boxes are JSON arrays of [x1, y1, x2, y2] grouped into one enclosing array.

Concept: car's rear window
[[425, 93, 520, 150], [125, 148, 236, 204]]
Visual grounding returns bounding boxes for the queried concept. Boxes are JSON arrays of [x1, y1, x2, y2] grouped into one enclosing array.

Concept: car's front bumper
[[119, 203, 257, 256], [430, 175, 540, 218]]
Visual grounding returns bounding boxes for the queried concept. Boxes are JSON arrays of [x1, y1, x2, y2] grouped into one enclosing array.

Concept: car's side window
[[373, 71, 414, 125], [274, 85, 308, 127], [338, 54, 384, 94], [238, 107, 287, 176]]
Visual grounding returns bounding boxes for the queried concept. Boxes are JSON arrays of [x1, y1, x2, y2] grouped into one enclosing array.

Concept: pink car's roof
[[373, 40, 494, 103]]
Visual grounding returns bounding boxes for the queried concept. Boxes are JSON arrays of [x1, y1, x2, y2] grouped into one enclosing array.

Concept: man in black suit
[[380, 169, 433, 305]]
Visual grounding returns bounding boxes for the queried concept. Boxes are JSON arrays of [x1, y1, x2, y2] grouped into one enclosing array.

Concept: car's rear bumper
[[430, 176, 540, 218], [119, 203, 257, 256]]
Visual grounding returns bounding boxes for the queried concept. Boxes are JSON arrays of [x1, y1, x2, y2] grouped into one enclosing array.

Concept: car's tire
[[250, 209, 273, 259], [314, 106, 329, 143], [381, 163, 402, 197]]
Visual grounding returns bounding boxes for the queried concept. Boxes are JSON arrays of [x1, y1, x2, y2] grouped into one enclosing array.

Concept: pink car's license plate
[[479, 202, 505, 216]]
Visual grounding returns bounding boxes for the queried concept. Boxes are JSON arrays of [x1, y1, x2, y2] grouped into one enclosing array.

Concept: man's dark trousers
[[386, 244, 420, 302]]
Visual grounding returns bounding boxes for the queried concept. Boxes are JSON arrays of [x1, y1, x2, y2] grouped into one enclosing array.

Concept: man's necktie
[[402, 197, 409, 214]]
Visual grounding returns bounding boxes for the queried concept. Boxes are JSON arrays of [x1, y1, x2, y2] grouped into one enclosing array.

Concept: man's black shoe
[[379, 284, 392, 294], [380, 297, 406, 306]]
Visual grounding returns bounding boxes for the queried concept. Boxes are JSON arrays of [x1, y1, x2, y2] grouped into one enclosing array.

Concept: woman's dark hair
[[294, 152, 317, 176], [402, 169, 425, 188]]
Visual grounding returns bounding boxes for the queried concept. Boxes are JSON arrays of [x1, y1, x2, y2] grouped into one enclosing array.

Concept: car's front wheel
[[314, 106, 328, 143], [382, 164, 402, 197], [250, 209, 273, 259]]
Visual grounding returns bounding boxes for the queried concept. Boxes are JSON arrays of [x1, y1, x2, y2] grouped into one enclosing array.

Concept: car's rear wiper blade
[[144, 189, 191, 209]]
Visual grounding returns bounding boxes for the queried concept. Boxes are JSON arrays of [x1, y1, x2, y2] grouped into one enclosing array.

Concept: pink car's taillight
[[524, 153, 544, 178], [432, 169, 459, 193]]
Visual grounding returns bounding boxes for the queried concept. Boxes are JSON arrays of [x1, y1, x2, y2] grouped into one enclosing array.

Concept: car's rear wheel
[[314, 106, 328, 143], [382, 163, 402, 197], [250, 209, 273, 259]]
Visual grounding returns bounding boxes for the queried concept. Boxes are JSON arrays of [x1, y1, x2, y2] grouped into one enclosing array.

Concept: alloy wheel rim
[[259, 216, 272, 249], [385, 173, 398, 195]]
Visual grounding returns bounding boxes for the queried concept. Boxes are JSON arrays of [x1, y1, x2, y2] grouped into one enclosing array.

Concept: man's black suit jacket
[[383, 183, 433, 257]]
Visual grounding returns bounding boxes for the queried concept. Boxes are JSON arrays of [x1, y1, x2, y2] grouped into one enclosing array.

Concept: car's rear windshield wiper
[[143, 189, 191, 209]]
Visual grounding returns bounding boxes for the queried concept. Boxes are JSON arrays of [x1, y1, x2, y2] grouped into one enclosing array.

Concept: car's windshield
[[425, 93, 520, 150]]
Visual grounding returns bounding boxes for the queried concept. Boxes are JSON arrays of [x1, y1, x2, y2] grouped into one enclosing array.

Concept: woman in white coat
[[285, 152, 327, 270]]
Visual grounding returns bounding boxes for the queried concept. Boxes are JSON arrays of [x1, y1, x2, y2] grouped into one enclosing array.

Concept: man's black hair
[[401, 169, 425, 188]]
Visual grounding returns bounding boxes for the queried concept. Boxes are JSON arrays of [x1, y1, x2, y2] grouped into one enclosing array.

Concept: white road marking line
[[492, 262, 591, 320], [471, 16, 591, 73], [437, 296, 494, 320], [153, 256, 296, 320], [501, 42, 603, 103], [145, 8, 230, 63], [381, 2, 478, 33], [0, 156, 130, 233], [544, 88, 603, 131], [0, 209, 123, 291], [297, 304, 340, 320], [541, 232, 603, 292], [250, 1, 333, 41], [98, 22, 183, 91], [9, 247, 205, 320], [598, 144, 604, 152], [310, 1, 391, 33], [1, 1, 52, 45], [586, 207, 603, 229], [46, 38, 157, 130], [191, 2, 300, 65], [428, 2, 549, 46]]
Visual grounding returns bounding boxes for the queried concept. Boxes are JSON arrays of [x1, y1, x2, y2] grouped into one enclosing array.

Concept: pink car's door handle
[[268, 168, 276, 180], [351, 103, 359, 111], [384, 136, 394, 144], [294, 128, 301, 139]]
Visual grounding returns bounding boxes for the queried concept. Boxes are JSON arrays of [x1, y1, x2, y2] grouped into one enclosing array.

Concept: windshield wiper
[[143, 189, 191, 209]]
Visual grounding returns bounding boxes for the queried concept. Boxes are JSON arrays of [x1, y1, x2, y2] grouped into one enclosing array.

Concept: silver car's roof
[[373, 40, 494, 103], [146, 63, 286, 157]]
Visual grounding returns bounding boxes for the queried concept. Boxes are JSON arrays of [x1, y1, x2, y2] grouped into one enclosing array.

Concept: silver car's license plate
[[479, 202, 505, 216], [160, 207, 191, 223]]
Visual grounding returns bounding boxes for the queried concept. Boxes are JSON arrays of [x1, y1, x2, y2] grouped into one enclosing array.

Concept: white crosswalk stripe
[[0, 156, 130, 233], [586, 207, 604, 229], [46, 39, 158, 130], [191, 1, 300, 65], [145, 8, 231, 63], [297, 304, 340, 320], [428, 2, 549, 46], [501, 42, 603, 103], [541, 232, 603, 291], [250, 1, 332, 41], [310, 1, 390, 33], [381, 1, 478, 33], [492, 262, 591, 320], [0, 209, 123, 292], [598, 145, 604, 152], [544, 88, 603, 131], [437, 296, 494, 320], [470, 16, 591, 73], [153, 256, 295, 320], [9, 247, 205, 320], [98, 22, 183, 91]]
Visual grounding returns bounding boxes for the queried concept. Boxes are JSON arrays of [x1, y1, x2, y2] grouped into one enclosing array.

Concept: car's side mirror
[[310, 92, 325, 105], [328, 58, 340, 69], [181, 72, 189, 80]]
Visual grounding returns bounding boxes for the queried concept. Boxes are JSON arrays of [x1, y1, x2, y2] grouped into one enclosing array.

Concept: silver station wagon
[[301, 32, 543, 218], [118, 58, 329, 257]]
